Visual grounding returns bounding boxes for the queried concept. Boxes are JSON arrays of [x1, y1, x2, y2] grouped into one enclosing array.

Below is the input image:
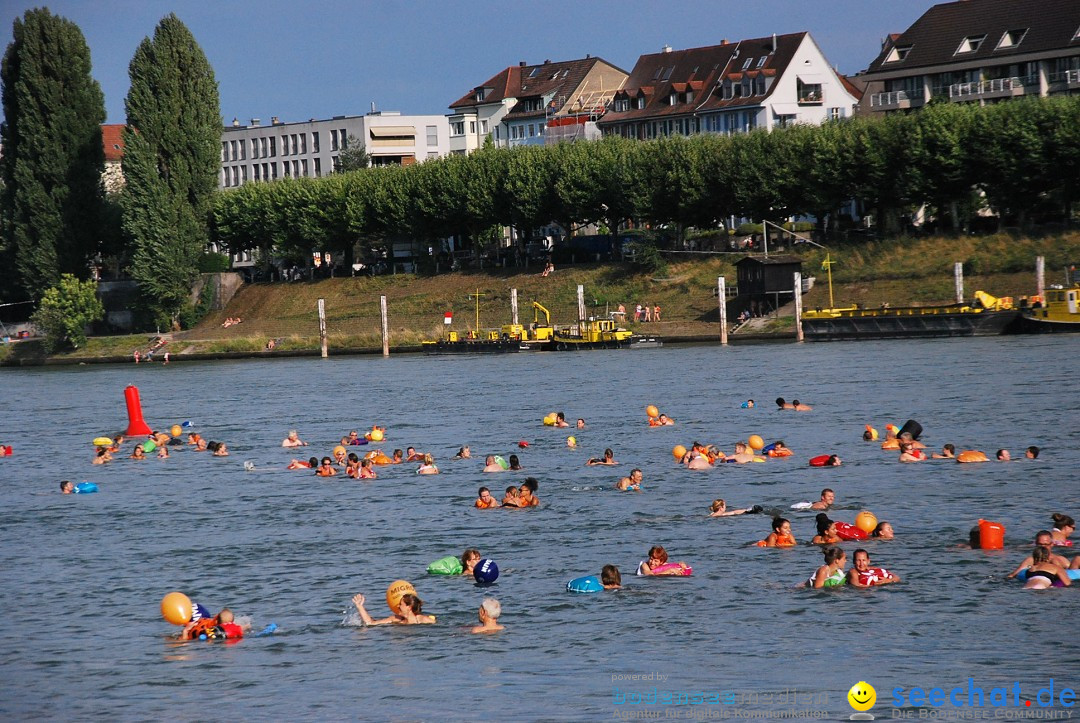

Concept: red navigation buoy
[[124, 385, 153, 436]]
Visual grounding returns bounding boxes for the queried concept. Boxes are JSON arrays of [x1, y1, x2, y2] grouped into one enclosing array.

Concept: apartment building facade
[[447, 56, 628, 152], [218, 111, 451, 189], [860, 0, 1080, 114], [598, 33, 860, 139]]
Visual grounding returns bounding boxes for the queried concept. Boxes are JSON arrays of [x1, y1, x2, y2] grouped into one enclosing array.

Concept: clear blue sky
[[3, 0, 928, 125]]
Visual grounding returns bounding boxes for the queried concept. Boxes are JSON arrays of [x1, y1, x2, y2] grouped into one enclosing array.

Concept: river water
[[1, 337, 1078, 721]]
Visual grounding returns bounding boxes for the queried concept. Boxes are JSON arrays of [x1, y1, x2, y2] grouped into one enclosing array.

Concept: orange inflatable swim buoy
[[956, 450, 989, 463], [881, 439, 900, 450], [768, 448, 793, 458]]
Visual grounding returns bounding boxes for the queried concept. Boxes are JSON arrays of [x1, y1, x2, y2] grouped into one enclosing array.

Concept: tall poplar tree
[[0, 8, 105, 301], [121, 13, 220, 328]]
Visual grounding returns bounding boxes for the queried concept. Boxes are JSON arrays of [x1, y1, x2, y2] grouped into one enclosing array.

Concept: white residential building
[[218, 111, 451, 189]]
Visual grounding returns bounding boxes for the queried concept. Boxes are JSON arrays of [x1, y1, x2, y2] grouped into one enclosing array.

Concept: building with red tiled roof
[[599, 33, 859, 139], [101, 123, 125, 192], [447, 56, 628, 152], [858, 0, 1080, 114]]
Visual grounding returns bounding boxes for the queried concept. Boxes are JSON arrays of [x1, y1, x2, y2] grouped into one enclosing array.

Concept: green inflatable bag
[[427, 555, 464, 575]]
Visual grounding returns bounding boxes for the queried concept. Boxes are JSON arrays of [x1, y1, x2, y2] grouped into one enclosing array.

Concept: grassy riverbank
[[3, 232, 1077, 365]]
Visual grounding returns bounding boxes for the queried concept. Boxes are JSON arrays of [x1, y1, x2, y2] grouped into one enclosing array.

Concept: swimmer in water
[[352, 592, 435, 625], [186, 432, 201, 446], [616, 468, 643, 492], [760, 517, 797, 547], [358, 458, 376, 479], [405, 446, 424, 462], [508, 454, 522, 471], [452, 446, 470, 460], [638, 546, 690, 576], [586, 448, 618, 466], [871, 522, 895, 540], [61, 480, 74, 494], [194, 438, 208, 452], [212, 442, 229, 457], [576, 418, 586, 429], [709, 499, 762, 517], [391, 449, 403, 464], [1007, 531, 1071, 578], [417, 454, 439, 475], [810, 489, 835, 510], [811, 513, 843, 545], [333, 448, 347, 466], [92, 446, 112, 465], [776, 397, 793, 410], [157, 444, 169, 458], [932, 443, 956, 459], [130, 445, 146, 460], [791, 399, 813, 411], [898, 442, 926, 462], [848, 549, 900, 587], [482, 455, 505, 473], [1050, 514, 1075, 546], [653, 413, 674, 426], [996, 449, 1011, 461], [502, 486, 521, 507], [1023, 546, 1072, 589], [342, 430, 362, 446], [470, 598, 504, 634], [744, 399, 755, 408], [1025, 446, 1040, 459], [281, 430, 308, 448], [461, 548, 482, 575], [600, 564, 622, 589], [109, 435, 124, 453], [475, 488, 499, 509], [806, 547, 847, 588], [519, 478, 540, 506], [315, 457, 337, 477], [288, 456, 318, 470], [554, 412, 570, 428], [729, 441, 756, 464]]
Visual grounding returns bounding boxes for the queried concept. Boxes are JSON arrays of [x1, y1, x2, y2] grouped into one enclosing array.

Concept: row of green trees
[[213, 97, 1080, 266], [1, 10, 219, 330]]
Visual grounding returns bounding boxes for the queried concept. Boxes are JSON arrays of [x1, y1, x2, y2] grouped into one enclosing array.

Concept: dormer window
[[996, 28, 1028, 50], [686, 90, 694, 103], [475, 88, 488, 102], [955, 34, 985, 55], [722, 80, 733, 100], [614, 97, 630, 112], [756, 56, 767, 69], [669, 92, 678, 105], [884, 45, 913, 63], [635, 96, 646, 110]]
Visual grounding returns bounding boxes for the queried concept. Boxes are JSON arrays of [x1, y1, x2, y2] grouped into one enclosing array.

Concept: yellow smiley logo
[[848, 681, 876, 712]]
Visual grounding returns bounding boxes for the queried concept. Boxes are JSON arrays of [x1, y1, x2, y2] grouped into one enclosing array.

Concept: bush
[[736, 223, 763, 235], [627, 240, 667, 275], [197, 252, 232, 273], [30, 275, 105, 352]]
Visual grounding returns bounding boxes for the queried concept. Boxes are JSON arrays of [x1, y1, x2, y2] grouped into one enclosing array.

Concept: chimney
[[544, 59, 551, 64], [250, 118, 261, 127], [371, 101, 376, 113], [662, 44, 672, 53], [586, 53, 591, 59], [721, 39, 727, 45], [231, 117, 240, 127], [271, 116, 281, 125], [519, 60, 527, 67], [772, 33, 777, 53]]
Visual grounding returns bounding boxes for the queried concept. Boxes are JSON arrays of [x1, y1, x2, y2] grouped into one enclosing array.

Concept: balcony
[[1048, 69, 1080, 89], [948, 76, 1036, 101], [869, 90, 922, 110]]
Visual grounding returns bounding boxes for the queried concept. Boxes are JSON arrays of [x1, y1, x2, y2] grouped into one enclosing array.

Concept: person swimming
[[616, 468, 642, 492], [470, 598, 504, 634], [811, 513, 842, 545], [1050, 514, 1075, 546], [932, 444, 956, 459], [871, 522, 895, 540], [759, 517, 797, 547], [709, 499, 762, 517], [1023, 546, 1072, 589], [482, 455, 504, 473], [637, 546, 690, 576], [848, 549, 900, 587], [502, 486, 521, 507], [586, 448, 617, 466], [475, 487, 499, 508], [351, 592, 435, 625], [806, 547, 846, 588], [519, 478, 540, 506]]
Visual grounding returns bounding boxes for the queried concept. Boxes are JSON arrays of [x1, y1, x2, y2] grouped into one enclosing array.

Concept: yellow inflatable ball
[[333, 445, 346, 457], [386, 580, 417, 615], [646, 405, 659, 419], [855, 511, 878, 535], [543, 414, 556, 426], [369, 428, 384, 442], [161, 591, 193, 626], [170, 424, 182, 438], [748, 435, 764, 451], [672, 444, 687, 461]]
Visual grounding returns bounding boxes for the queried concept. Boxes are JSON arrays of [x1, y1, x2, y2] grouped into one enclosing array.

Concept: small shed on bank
[[735, 255, 803, 315]]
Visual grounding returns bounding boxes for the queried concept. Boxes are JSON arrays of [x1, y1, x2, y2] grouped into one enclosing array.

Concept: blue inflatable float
[[566, 575, 604, 593], [1016, 568, 1080, 582], [75, 482, 98, 494]]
